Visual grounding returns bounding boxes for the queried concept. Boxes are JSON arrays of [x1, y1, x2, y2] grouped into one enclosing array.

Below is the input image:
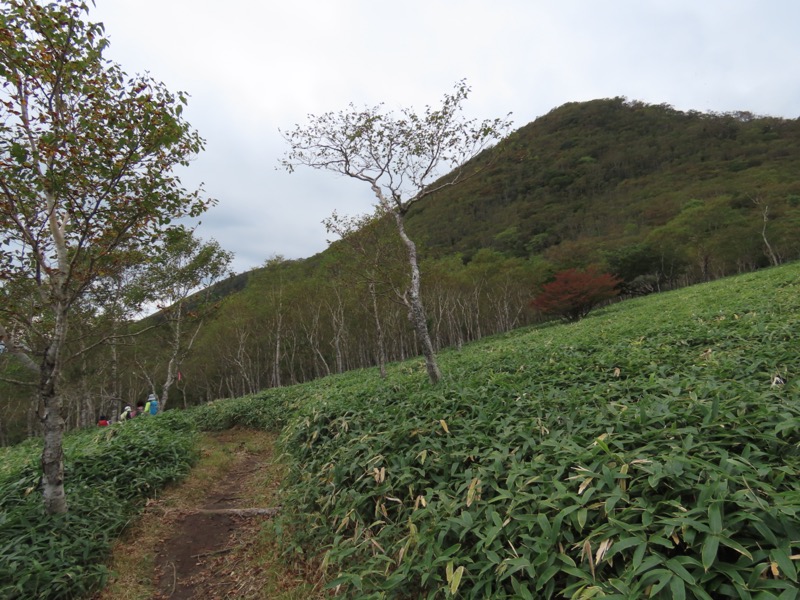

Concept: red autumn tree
[[531, 267, 622, 322]]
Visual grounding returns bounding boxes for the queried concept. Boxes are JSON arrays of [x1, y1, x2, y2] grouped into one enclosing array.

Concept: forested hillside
[[408, 97, 800, 276], [2, 98, 799, 444]]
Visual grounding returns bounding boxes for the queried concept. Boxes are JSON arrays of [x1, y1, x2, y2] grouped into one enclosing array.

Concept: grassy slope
[[0, 412, 200, 599], [2, 263, 799, 599], [274, 262, 800, 599]]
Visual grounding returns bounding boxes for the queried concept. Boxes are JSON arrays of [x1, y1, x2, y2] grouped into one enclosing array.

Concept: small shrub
[[531, 266, 621, 321]]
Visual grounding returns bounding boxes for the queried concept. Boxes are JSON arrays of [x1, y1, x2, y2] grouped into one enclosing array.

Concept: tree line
[[4, 93, 800, 447]]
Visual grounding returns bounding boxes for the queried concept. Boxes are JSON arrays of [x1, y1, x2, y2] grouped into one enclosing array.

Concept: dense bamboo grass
[[2, 263, 799, 599]]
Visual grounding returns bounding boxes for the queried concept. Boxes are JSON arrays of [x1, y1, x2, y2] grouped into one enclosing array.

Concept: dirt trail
[[151, 447, 264, 599], [96, 429, 323, 600]]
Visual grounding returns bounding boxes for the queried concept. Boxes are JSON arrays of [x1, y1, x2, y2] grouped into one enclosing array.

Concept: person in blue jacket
[[144, 393, 159, 415]]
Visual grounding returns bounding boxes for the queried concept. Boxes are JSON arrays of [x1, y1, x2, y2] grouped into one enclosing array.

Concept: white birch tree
[[281, 81, 512, 384], [138, 228, 232, 410]]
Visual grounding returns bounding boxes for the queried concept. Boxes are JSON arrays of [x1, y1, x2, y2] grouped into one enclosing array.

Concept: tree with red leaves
[[531, 267, 622, 322]]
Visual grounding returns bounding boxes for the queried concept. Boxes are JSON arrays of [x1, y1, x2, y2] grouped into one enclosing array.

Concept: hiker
[[144, 393, 159, 415], [97, 415, 110, 427], [119, 405, 133, 421], [135, 401, 146, 417]]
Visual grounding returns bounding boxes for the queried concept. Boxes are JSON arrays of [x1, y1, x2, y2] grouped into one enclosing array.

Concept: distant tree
[[0, 0, 212, 514], [324, 209, 407, 378], [751, 195, 780, 267], [281, 80, 512, 384], [138, 228, 232, 410], [605, 243, 664, 295], [531, 267, 621, 322]]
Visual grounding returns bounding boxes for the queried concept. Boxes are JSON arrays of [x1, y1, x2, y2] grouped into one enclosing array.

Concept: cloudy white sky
[[90, 0, 800, 274]]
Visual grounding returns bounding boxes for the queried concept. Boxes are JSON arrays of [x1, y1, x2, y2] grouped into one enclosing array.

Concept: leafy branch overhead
[[0, 0, 213, 514]]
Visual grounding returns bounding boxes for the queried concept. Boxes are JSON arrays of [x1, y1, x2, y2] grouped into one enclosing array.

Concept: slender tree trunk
[[161, 307, 203, 410], [273, 311, 283, 388], [760, 204, 780, 266], [26, 398, 37, 439], [327, 288, 346, 374], [109, 333, 120, 414], [393, 211, 441, 384], [369, 280, 387, 378], [79, 350, 92, 428], [40, 305, 69, 514], [302, 306, 331, 378], [160, 304, 183, 411]]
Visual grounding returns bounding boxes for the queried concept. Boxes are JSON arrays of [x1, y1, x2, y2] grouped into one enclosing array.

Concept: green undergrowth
[[0, 392, 292, 599], [0, 411, 197, 599], [2, 263, 799, 599], [275, 263, 800, 599]]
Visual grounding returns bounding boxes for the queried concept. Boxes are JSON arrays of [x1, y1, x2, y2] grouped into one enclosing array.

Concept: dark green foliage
[[190, 390, 295, 432], [0, 390, 294, 599], [0, 412, 198, 599], [274, 262, 800, 598], [407, 98, 800, 273]]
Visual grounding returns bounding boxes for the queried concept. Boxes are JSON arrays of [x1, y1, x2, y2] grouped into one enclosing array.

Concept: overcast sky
[[90, 1, 800, 274]]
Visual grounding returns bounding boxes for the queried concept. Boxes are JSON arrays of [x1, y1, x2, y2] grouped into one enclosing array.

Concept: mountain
[[405, 97, 800, 274], [138, 97, 800, 400], [225, 97, 800, 293]]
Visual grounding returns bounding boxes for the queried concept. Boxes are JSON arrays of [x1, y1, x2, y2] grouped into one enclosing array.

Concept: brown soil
[[96, 429, 324, 600], [151, 449, 262, 599]]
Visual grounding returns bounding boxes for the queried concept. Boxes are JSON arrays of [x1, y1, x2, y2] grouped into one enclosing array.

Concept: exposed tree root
[[192, 507, 281, 517]]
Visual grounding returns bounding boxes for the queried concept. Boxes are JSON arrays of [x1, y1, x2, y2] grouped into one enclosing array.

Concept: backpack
[[149, 399, 159, 415]]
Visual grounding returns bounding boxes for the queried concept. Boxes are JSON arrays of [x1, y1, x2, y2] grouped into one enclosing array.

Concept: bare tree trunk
[[40, 306, 68, 514], [369, 280, 387, 378], [302, 305, 331, 378], [230, 325, 260, 393], [160, 304, 203, 410], [759, 203, 780, 266], [109, 334, 121, 416], [27, 398, 37, 439], [272, 311, 283, 388], [327, 288, 346, 374], [78, 350, 92, 428], [161, 304, 183, 410], [393, 212, 441, 385]]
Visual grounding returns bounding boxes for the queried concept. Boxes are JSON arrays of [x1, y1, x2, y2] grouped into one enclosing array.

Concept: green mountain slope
[[166, 97, 800, 403], [406, 97, 800, 276]]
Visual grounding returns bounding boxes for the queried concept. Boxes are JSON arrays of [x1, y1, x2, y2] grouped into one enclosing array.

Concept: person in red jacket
[[97, 415, 110, 426]]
